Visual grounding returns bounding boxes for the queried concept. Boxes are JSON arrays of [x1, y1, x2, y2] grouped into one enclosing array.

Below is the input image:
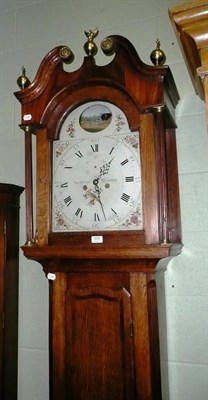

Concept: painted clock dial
[[52, 101, 143, 232]]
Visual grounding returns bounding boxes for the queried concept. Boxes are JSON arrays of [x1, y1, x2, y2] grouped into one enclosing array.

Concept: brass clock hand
[[98, 158, 114, 179], [92, 178, 107, 221]]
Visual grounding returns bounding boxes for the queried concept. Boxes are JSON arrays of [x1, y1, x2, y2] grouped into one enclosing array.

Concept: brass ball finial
[[101, 37, 115, 55], [84, 28, 99, 56], [59, 46, 74, 64], [17, 66, 30, 89], [150, 39, 166, 66]]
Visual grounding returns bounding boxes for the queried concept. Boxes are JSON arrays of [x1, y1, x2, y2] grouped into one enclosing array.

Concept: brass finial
[[101, 37, 115, 55], [59, 46, 74, 64], [17, 66, 30, 89], [84, 28, 99, 56], [150, 39, 166, 66]]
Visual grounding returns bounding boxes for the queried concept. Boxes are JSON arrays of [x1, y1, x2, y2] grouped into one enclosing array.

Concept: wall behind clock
[[0, 0, 207, 399]]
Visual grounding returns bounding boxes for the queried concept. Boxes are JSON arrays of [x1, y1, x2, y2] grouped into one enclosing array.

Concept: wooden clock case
[[15, 35, 182, 400]]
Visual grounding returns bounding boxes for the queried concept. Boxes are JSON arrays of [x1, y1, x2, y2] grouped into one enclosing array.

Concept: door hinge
[[3, 220, 6, 235], [129, 319, 134, 337]]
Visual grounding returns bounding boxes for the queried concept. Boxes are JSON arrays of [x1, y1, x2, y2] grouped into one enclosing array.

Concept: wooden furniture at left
[[0, 183, 24, 400]]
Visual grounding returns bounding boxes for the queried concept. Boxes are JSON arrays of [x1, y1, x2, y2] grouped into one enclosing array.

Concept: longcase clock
[[15, 31, 182, 400]]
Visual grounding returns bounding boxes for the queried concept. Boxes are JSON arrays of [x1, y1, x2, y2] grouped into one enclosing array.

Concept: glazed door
[[50, 272, 136, 400]]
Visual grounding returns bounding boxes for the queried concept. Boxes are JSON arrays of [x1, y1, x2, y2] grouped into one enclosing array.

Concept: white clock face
[[52, 102, 143, 232]]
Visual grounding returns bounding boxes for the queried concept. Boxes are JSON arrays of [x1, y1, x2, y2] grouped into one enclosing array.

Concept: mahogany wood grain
[[50, 273, 67, 400], [22, 243, 182, 266], [147, 277, 162, 399], [66, 286, 134, 399], [154, 112, 168, 243], [130, 273, 152, 399], [50, 271, 162, 400], [36, 128, 50, 245], [166, 129, 182, 243], [140, 113, 159, 244]]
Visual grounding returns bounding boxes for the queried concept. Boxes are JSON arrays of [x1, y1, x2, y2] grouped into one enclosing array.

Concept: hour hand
[[98, 158, 113, 179], [92, 178, 106, 220]]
